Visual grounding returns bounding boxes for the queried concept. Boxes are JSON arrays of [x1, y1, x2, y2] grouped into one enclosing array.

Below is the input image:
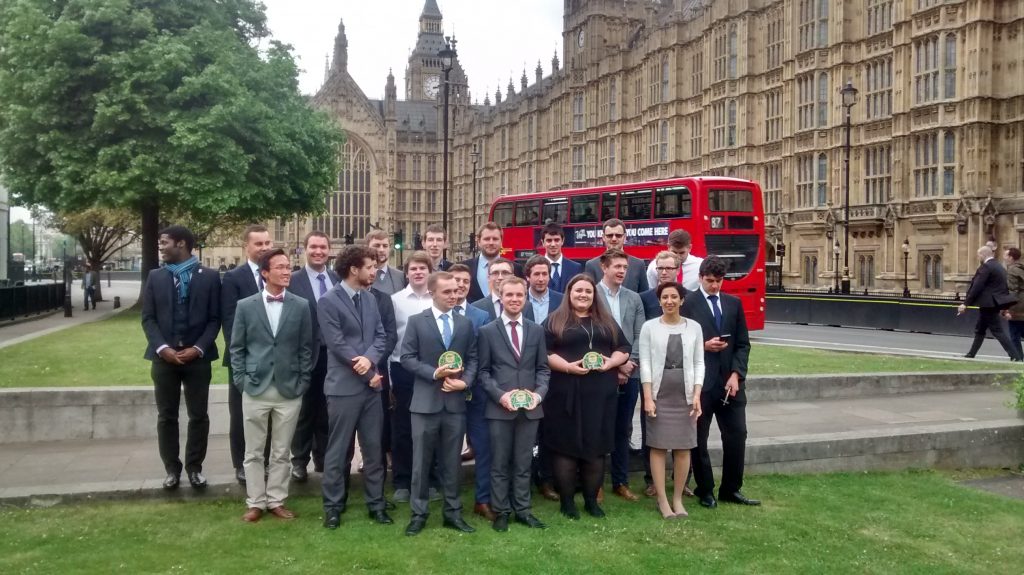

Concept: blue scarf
[[165, 256, 199, 303]]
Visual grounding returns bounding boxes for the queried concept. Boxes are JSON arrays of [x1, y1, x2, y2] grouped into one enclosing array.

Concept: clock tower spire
[[405, 0, 445, 100]]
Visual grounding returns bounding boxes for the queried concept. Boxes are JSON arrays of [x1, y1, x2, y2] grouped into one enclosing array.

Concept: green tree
[[0, 0, 343, 285], [54, 207, 139, 301]]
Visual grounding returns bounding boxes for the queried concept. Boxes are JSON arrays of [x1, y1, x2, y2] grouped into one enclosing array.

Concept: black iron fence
[[0, 282, 67, 322]]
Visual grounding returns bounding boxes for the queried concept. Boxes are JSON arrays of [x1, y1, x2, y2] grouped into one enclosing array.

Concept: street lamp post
[[470, 144, 480, 256], [62, 238, 72, 317], [833, 240, 841, 293], [438, 36, 457, 262], [902, 238, 911, 298], [840, 81, 859, 294]]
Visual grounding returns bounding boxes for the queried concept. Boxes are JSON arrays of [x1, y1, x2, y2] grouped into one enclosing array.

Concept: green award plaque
[[438, 351, 463, 370], [581, 351, 604, 370], [509, 389, 534, 410]]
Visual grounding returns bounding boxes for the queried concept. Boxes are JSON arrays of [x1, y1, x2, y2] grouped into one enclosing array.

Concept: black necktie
[[352, 292, 362, 326]]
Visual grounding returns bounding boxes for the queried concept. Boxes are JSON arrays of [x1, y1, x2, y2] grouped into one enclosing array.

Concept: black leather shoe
[[514, 513, 547, 529], [384, 499, 397, 511], [235, 468, 246, 485], [963, 353, 976, 358], [492, 513, 509, 532], [187, 471, 207, 489], [369, 510, 394, 525], [583, 501, 605, 518], [405, 517, 427, 536], [323, 510, 341, 529], [162, 474, 180, 490], [560, 501, 580, 520], [442, 517, 476, 533], [291, 466, 308, 483], [699, 494, 718, 508], [720, 491, 761, 506]]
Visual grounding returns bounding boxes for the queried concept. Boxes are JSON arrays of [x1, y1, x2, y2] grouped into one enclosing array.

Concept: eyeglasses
[[656, 267, 677, 273], [604, 233, 624, 239], [489, 270, 513, 277]]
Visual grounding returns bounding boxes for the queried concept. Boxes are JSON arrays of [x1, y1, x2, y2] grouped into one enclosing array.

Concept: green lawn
[[0, 311, 1010, 388], [0, 471, 1021, 574]]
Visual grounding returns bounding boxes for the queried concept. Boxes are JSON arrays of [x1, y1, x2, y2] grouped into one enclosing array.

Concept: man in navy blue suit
[[461, 223, 523, 303], [541, 223, 582, 293]]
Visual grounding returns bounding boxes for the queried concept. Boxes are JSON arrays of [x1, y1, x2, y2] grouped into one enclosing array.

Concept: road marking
[[752, 337, 1008, 362]]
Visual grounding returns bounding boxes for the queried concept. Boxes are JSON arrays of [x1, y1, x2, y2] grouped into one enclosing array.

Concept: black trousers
[[290, 348, 329, 470], [151, 359, 211, 475], [967, 307, 1021, 360], [691, 384, 747, 498], [389, 361, 415, 490]]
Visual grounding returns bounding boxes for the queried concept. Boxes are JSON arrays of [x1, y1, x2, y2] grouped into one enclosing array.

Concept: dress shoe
[[699, 494, 718, 508], [560, 501, 580, 520], [720, 491, 761, 506], [613, 485, 639, 502], [405, 517, 427, 536], [187, 471, 207, 489], [323, 509, 341, 529], [393, 488, 411, 503], [443, 516, 476, 533], [514, 513, 547, 529], [291, 466, 308, 483], [583, 501, 606, 518], [162, 473, 180, 490], [242, 508, 263, 523], [539, 484, 559, 502], [313, 461, 325, 473], [596, 486, 604, 504], [384, 499, 397, 511], [474, 502, 496, 522], [369, 510, 394, 525], [963, 353, 976, 358], [428, 487, 441, 502], [461, 447, 475, 462], [492, 513, 509, 532], [235, 468, 246, 485], [268, 506, 297, 520], [644, 484, 657, 497]]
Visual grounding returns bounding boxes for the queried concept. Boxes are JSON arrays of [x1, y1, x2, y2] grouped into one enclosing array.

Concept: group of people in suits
[[960, 242, 1024, 361], [140, 216, 759, 531]]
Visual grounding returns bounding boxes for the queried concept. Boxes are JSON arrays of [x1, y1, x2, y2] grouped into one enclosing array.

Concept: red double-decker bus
[[487, 176, 766, 330]]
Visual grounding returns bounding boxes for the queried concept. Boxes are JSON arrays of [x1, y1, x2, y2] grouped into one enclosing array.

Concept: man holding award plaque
[[477, 277, 550, 532], [400, 272, 479, 536]]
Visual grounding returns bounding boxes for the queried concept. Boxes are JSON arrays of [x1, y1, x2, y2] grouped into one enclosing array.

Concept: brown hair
[[404, 250, 433, 274], [334, 246, 376, 278], [654, 250, 680, 266], [364, 229, 388, 243], [477, 221, 503, 238], [447, 263, 471, 275], [599, 248, 629, 266], [667, 229, 692, 249], [545, 273, 619, 347], [258, 248, 288, 272], [243, 224, 269, 244], [304, 230, 330, 247], [524, 255, 550, 276], [427, 271, 454, 292], [424, 223, 446, 239], [602, 218, 625, 233], [1008, 247, 1022, 261], [500, 276, 527, 295], [489, 257, 514, 273]]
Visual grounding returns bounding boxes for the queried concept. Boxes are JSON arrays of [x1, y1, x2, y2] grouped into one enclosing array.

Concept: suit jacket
[[596, 285, 645, 363], [460, 256, 525, 303], [400, 308, 478, 414], [372, 286, 399, 362], [640, 288, 662, 320], [966, 258, 1015, 309], [221, 263, 261, 366], [681, 290, 751, 393], [229, 291, 313, 399], [318, 284, 388, 396], [471, 296, 535, 323], [477, 318, 550, 420], [585, 255, 650, 293], [529, 289, 564, 322], [373, 265, 407, 295], [81, 271, 99, 290], [459, 303, 490, 335], [289, 267, 340, 365], [142, 265, 221, 361], [547, 258, 583, 293]]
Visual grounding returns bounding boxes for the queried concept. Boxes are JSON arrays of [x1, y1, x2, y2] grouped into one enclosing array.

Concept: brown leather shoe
[[644, 484, 657, 497], [268, 506, 297, 520], [461, 447, 475, 462], [613, 485, 640, 502], [596, 486, 604, 504], [242, 508, 263, 523], [474, 502, 496, 522], [539, 484, 559, 502]]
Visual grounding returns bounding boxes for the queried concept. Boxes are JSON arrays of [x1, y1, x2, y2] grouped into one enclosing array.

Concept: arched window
[[943, 131, 956, 195], [314, 140, 372, 243], [932, 255, 943, 290], [817, 72, 829, 127], [944, 33, 957, 98], [923, 255, 933, 289], [817, 153, 829, 205], [727, 100, 737, 146]]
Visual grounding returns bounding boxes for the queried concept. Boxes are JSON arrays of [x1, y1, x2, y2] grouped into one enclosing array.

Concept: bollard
[[114, 296, 121, 309]]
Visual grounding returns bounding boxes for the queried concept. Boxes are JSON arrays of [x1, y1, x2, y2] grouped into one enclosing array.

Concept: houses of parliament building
[[209, 0, 1023, 295]]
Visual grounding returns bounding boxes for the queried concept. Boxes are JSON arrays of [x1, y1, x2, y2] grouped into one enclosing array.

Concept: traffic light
[[394, 230, 404, 251]]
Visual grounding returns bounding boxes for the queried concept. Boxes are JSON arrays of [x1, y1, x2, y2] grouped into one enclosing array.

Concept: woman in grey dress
[[639, 282, 704, 519]]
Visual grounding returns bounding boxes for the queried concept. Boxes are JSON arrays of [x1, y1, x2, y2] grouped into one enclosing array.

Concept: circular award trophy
[[509, 389, 534, 410], [438, 351, 463, 371], [581, 351, 604, 370]]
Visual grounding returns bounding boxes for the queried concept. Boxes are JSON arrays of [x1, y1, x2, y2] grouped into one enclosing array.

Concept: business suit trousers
[[290, 348, 329, 471], [1008, 320, 1024, 360], [241, 386, 302, 510], [489, 415, 539, 516], [227, 368, 245, 469], [691, 385, 747, 498], [151, 359, 211, 475], [465, 389, 492, 504], [83, 287, 96, 310], [611, 377, 640, 488], [390, 362, 442, 491], [322, 389, 387, 513], [967, 307, 1021, 360], [410, 411, 465, 520]]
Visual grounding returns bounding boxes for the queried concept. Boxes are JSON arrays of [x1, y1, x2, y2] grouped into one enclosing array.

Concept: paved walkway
[[0, 280, 141, 349], [0, 388, 1017, 502]]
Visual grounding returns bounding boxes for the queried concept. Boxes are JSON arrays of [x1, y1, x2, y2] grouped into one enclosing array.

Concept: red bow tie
[[266, 294, 284, 303]]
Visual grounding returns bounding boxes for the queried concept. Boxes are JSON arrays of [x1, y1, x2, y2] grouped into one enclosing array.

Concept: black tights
[[551, 453, 604, 506]]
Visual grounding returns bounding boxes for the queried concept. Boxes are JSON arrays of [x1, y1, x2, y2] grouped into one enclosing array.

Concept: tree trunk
[[139, 197, 160, 302]]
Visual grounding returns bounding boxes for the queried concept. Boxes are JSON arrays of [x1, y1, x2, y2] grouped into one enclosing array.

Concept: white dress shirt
[[489, 294, 503, 318], [698, 286, 723, 323], [262, 289, 285, 337], [598, 281, 623, 328], [501, 312, 524, 355], [646, 254, 704, 292], [390, 285, 433, 363], [432, 306, 454, 342], [528, 289, 550, 325], [304, 265, 331, 301]]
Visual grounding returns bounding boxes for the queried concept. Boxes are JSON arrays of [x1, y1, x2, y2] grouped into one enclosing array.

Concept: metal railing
[[0, 282, 67, 322]]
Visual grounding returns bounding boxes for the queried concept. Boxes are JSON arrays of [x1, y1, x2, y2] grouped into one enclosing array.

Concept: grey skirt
[[645, 367, 697, 450]]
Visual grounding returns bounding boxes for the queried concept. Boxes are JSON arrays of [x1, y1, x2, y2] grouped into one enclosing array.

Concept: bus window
[[570, 194, 599, 223], [656, 186, 692, 218], [492, 202, 514, 228], [619, 189, 652, 221], [515, 200, 541, 226], [708, 189, 753, 212], [542, 197, 568, 224], [601, 192, 617, 221]]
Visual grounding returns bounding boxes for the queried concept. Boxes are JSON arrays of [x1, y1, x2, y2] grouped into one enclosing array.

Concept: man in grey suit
[[368, 229, 406, 295], [82, 263, 98, 310], [319, 245, 392, 529], [400, 271, 478, 536], [230, 249, 313, 523], [595, 248, 646, 503], [585, 218, 650, 293], [478, 277, 550, 532]]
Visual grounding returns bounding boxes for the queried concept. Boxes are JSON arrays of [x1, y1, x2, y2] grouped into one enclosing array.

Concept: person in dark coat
[[959, 245, 1021, 361]]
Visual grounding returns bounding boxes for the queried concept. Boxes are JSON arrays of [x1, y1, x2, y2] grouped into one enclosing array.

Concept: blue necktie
[[317, 273, 327, 299], [709, 295, 723, 332], [441, 313, 452, 349], [551, 262, 561, 290], [454, 305, 463, 316]]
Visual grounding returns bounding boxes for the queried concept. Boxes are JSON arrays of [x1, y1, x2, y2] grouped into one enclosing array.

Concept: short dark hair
[[448, 263, 471, 275], [656, 281, 687, 300], [1008, 247, 1022, 261], [334, 245, 376, 278], [600, 248, 629, 266], [667, 229, 692, 249], [258, 248, 288, 272], [524, 255, 550, 276], [304, 230, 330, 248], [159, 225, 196, 252], [699, 255, 728, 278], [404, 250, 433, 273], [243, 224, 269, 243], [541, 223, 565, 239], [602, 218, 625, 233]]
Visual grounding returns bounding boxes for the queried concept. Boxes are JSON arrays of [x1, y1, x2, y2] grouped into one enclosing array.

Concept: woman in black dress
[[542, 274, 630, 519]]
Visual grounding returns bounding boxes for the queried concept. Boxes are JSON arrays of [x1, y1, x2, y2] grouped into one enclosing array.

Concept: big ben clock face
[[577, 28, 585, 48], [423, 75, 440, 99]]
